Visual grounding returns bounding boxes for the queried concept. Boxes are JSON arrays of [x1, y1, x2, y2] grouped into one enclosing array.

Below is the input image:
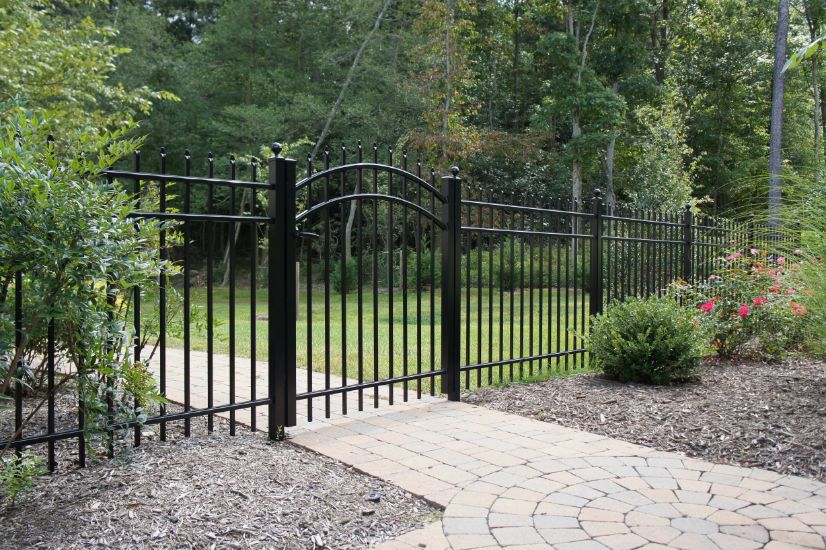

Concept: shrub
[[0, 107, 166, 456], [672, 249, 808, 358], [589, 296, 711, 385], [331, 256, 358, 293], [406, 248, 441, 289], [0, 451, 44, 508]]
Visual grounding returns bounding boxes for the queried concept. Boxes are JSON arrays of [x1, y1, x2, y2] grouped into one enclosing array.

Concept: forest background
[[5, 0, 824, 215]]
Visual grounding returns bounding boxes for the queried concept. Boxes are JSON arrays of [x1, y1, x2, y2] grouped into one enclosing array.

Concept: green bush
[[0, 107, 166, 455], [331, 256, 358, 293], [1, 451, 44, 508], [589, 297, 711, 385], [405, 248, 441, 289]]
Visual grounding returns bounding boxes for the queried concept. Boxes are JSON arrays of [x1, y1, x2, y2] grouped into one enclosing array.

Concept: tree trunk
[[813, 55, 822, 157], [344, 178, 360, 262], [443, 0, 456, 158], [567, 0, 599, 219], [572, 115, 583, 207], [512, 1, 522, 129], [221, 189, 251, 287], [603, 83, 620, 214], [310, 0, 391, 162], [309, 0, 391, 263], [769, 0, 790, 230], [805, 5, 822, 159]]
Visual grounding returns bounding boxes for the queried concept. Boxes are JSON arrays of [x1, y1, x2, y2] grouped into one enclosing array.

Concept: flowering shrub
[[672, 249, 808, 358]]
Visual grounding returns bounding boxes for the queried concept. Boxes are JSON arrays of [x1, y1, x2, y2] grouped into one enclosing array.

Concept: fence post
[[268, 143, 297, 438], [682, 204, 693, 282], [589, 188, 603, 317], [440, 166, 461, 401]]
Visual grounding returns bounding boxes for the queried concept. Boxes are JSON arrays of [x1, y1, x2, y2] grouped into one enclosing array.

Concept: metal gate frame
[[266, 146, 462, 433]]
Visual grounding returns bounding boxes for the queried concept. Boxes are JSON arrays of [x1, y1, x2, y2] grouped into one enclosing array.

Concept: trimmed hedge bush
[[589, 297, 711, 385]]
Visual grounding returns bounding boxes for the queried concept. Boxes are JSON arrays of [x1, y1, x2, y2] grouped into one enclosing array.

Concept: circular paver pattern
[[442, 455, 826, 550]]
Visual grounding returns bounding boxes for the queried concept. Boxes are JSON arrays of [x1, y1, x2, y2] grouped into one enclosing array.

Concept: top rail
[[104, 170, 270, 190]]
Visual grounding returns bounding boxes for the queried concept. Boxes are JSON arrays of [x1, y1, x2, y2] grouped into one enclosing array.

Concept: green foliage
[[672, 251, 809, 358], [616, 102, 695, 210], [0, 107, 166, 454], [0, 451, 44, 508], [783, 33, 826, 73], [0, 0, 176, 139], [331, 256, 358, 293], [589, 296, 711, 385], [405, 248, 442, 289]]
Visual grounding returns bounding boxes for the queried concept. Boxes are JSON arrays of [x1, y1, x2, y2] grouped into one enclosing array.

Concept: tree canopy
[[8, 0, 823, 213]]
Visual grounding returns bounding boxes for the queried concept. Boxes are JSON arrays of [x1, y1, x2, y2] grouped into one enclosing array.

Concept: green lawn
[[144, 285, 590, 392]]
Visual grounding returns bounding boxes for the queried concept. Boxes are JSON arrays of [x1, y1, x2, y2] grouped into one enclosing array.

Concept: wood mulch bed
[[1, 416, 439, 549], [467, 358, 826, 482]]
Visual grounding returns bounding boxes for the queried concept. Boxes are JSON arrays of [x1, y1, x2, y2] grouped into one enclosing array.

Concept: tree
[[769, 0, 790, 228], [0, 0, 174, 138]]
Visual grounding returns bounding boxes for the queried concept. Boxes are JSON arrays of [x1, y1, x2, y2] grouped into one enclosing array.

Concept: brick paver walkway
[[153, 350, 826, 549]]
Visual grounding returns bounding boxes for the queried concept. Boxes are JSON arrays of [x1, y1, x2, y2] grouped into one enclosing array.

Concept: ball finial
[[450, 166, 460, 177], [271, 142, 282, 156], [593, 188, 602, 197]]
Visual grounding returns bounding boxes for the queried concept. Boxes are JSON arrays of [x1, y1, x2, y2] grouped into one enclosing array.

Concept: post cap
[[160, 147, 166, 157], [271, 142, 282, 156], [184, 149, 191, 159], [450, 166, 460, 177], [207, 152, 214, 161], [592, 188, 602, 198]]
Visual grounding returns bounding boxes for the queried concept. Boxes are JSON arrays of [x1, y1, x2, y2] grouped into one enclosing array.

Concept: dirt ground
[[1, 417, 439, 549]]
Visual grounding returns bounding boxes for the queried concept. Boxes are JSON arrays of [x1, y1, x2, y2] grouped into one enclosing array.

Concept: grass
[[142, 284, 591, 393]]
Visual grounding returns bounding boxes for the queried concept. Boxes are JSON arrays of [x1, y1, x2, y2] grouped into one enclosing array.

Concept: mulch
[[466, 358, 826, 482], [0, 416, 439, 549]]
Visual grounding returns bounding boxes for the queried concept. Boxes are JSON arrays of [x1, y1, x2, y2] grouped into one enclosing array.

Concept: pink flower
[[787, 288, 795, 295], [726, 252, 743, 261], [753, 297, 766, 306], [739, 305, 749, 318], [792, 302, 806, 315], [708, 274, 718, 281], [699, 301, 715, 313], [769, 285, 781, 293], [750, 248, 759, 255], [777, 256, 786, 264]]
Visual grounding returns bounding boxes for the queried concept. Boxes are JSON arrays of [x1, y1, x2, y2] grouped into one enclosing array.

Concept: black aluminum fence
[[2, 143, 755, 469]]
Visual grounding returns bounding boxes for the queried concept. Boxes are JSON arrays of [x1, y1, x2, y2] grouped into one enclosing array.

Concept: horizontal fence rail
[[3, 139, 772, 470]]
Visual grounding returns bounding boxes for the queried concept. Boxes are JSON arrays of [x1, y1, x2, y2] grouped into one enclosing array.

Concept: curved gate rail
[[273, 143, 459, 427]]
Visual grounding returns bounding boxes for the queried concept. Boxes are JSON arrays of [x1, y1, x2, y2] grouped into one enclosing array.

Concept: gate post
[[682, 204, 693, 282], [268, 143, 297, 438], [440, 166, 461, 401], [589, 189, 603, 317]]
